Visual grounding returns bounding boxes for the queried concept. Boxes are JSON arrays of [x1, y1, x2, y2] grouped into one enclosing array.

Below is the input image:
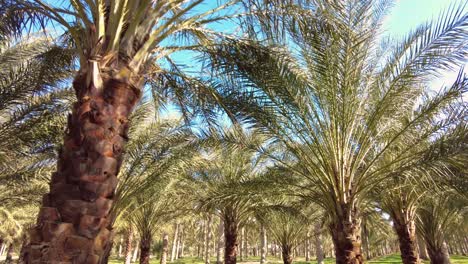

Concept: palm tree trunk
[[180, 237, 185, 258], [18, 232, 31, 263], [101, 230, 115, 264], [5, 243, 13, 264], [281, 244, 293, 264], [314, 223, 324, 264], [244, 228, 249, 259], [305, 231, 310, 262], [391, 214, 420, 264], [178, 225, 184, 259], [0, 239, 5, 257], [224, 213, 238, 264], [125, 228, 135, 264], [240, 227, 244, 261], [260, 225, 267, 264], [217, 218, 224, 264], [171, 223, 179, 262], [205, 215, 213, 264], [24, 76, 140, 263], [176, 225, 182, 260], [362, 221, 371, 260], [119, 237, 124, 258], [329, 204, 364, 264], [139, 233, 151, 264], [417, 236, 428, 260], [427, 242, 450, 264], [161, 233, 169, 264], [133, 240, 140, 262]]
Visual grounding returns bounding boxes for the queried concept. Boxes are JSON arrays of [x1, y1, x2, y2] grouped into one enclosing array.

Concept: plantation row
[[0, 1, 467, 264]]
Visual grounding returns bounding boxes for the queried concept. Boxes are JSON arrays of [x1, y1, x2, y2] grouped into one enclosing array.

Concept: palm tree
[[417, 192, 467, 264], [205, 1, 468, 263], [102, 102, 199, 262], [186, 127, 273, 264], [374, 111, 468, 264], [18, 0, 244, 261], [0, 12, 74, 207], [257, 206, 310, 264], [128, 181, 175, 264]]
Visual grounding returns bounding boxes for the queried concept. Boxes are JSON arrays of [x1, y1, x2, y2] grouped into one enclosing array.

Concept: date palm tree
[[185, 127, 273, 264], [0, 0, 75, 219], [417, 191, 467, 264], [257, 206, 310, 264], [17, 0, 248, 262], [98, 102, 199, 262], [376, 118, 467, 264], [205, 1, 468, 263]]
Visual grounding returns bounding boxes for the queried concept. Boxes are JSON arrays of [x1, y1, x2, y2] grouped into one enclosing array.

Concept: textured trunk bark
[[329, 204, 364, 264], [125, 228, 134, 264], [260, 225, 267, 264], [139, 234, 151, 264], [24, 75, 140, 263], [391, 214, 420, 264], [171, 223, 179, 262], [217, 219, 224, 264], [427, 242, 450, 264], [314, 223, 324, 264], [281, 244, 293, 264], [160, 233, 169, 264], [224, 214, 238, 264], [205, 215, 213, 264]]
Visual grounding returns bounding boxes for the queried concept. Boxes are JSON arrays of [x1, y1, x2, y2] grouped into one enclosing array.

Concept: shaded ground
[[108, 254, 468, 264]]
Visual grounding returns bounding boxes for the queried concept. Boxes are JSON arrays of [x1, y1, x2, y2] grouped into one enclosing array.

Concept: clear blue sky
[[162, 0, 465, 120], [384, 0, 466, 91]]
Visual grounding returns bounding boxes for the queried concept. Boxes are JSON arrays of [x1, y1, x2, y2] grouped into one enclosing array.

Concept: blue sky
[[162, 0, 465, 120], [384, 0, 466, 91]]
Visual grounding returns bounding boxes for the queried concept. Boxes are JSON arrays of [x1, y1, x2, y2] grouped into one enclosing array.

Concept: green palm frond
[[204, 0, 468, 219]]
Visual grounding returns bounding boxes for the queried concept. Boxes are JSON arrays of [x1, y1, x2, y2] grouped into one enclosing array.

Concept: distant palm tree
[[187, 127, 273, 264], [417, 192, 467, 264], [372, 112, 467, 264], [257, 206, 310, 264], [206, 1, 468, 263]]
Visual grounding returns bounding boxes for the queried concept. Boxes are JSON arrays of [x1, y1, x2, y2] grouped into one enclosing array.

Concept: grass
[[109, 254, 468, 264]]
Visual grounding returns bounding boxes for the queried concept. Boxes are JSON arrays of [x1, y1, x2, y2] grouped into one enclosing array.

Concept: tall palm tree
[[186, 127, 273, 264], [18, 0, 245, 262], [375, 113, 468, 264], [417, 191, 467, 264], [257, 206, 310, 264], [205, 1, 468, 263]]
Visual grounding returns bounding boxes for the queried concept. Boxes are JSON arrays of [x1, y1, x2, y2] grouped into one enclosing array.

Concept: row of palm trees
[[0, 0, 467, 264]]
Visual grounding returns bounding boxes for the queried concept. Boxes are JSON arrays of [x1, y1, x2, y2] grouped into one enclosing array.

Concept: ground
[[109, 255, 468, 264]]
